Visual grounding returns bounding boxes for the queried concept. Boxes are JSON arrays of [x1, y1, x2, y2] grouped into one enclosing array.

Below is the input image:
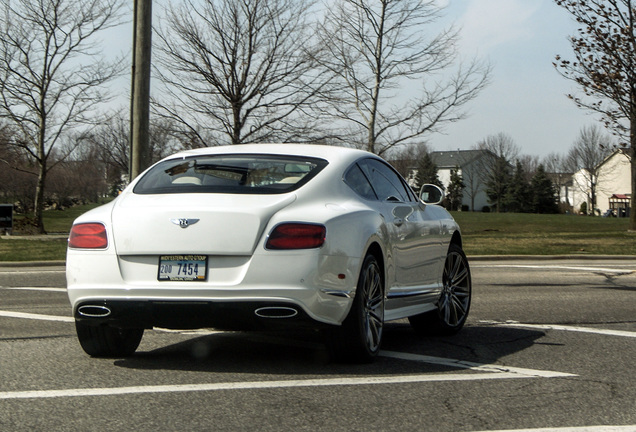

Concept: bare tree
[[85, 110, 184, 190], [564, 125, 613, 215], [542, 152, 571, 207], [474, 133, 520, 212], [476, 133, 521, 163], [554, 0, 636, 228], [461, 158, 485, 212], [388, 143, 430, 181], [316, 0, 490, 156], [0, 0, 126, 232], [154, 0, 329, 146], [518, 154, 540, 182]]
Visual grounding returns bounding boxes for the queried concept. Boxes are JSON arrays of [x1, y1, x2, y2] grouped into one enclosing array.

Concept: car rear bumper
[[74, 299, 331, 331], [66, 250, 361, 327]]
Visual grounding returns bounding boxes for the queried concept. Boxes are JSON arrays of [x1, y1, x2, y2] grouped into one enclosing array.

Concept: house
[[429, 150, 497, 212], [399, 149, 498, 211], [567, 149, 632, 216], [596, 149, 632, 216]]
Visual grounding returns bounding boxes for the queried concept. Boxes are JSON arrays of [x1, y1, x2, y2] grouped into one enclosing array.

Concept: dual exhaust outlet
[[78, 304, 299, 319]]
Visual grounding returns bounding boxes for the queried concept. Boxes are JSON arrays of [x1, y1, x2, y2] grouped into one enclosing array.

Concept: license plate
[[158, 255, 207, 281]]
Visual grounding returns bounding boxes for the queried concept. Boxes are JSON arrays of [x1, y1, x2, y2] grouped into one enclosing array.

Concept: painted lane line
[[380, 351, 575, 378], [0, 369, 574, 400], [1, 287, 66, 293], [482, 320, 636, 338], [474, 426, 636, 432], [0, 310, 73, 323], [0, 270, 65, 274]]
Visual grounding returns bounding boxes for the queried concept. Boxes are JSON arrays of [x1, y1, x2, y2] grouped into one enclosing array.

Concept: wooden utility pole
[[130, 0, 152, 180]]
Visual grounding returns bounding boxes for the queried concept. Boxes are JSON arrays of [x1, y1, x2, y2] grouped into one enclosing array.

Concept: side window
[[359, 159, 413, 202], [344, 164, 377, 201]]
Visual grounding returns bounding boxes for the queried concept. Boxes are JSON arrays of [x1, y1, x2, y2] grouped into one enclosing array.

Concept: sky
[[103, 0, 595, 160], [430, 0, 594, 159]]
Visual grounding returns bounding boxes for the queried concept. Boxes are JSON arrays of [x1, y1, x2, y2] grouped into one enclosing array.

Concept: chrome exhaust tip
[[77, 305, 112, 318], [254, 306, 299, 319]]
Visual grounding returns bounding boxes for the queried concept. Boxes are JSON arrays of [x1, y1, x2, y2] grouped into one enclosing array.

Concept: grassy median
[[0, 205, 635, 262], [453, 212, 635, 256]]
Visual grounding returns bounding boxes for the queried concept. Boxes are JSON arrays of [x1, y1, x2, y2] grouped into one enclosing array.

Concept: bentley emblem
[[170, 218, 200, 229]]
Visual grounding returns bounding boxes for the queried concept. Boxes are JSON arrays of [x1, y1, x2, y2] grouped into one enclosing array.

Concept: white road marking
[[474, 427, 636, 432], [0, 312, 576, 400], [482, 320, 636, 338], [1, 286, 66, 293], [0, 310, 73, 323], [0, 363, 575, 401], [472, 264, 635, 274], [0, 270, 65, 274], [380, 351, 575, 378]]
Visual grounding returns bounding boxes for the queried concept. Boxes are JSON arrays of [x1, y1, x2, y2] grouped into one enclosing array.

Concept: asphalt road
[[1, 258, 635, 432]]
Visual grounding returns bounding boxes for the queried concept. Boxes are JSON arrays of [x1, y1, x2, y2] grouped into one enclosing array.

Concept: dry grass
[[1, 207, 634, 262], [453, 212, 636, 256]]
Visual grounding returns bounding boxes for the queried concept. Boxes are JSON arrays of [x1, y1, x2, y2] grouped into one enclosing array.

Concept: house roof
[[598, 148, 632, 169], [610, 194, 630, 200]]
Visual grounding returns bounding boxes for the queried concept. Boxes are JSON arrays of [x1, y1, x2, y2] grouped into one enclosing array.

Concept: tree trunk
[[630, 118, 636, 231], [34, 103, 47, 234], [33, 162, 47, 234]]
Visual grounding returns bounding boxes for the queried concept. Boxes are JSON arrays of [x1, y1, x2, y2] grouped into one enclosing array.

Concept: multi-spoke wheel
[[409, 243, 471, 335], [75, 321, 144, 357], [326, 254, 385, 363]]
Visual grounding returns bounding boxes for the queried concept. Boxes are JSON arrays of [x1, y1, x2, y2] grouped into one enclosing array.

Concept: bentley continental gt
[[66, 144, 471, 362]]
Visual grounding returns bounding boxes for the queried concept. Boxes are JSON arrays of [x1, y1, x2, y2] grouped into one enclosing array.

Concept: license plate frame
[[158, 255, 208, 282]]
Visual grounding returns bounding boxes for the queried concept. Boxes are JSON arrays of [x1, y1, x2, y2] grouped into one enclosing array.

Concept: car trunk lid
[[110, 193, 296, 255]]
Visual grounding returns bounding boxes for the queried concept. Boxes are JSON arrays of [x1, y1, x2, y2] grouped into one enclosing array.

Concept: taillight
[[266, 223, 326, 250], [68, 223, 108, 249]]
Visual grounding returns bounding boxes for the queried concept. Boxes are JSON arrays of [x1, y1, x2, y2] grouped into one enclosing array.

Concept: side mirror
[[419, 184, 444, 205]]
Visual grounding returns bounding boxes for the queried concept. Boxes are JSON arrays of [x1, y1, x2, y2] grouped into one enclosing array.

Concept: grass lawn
[[0, 204, 635, 261], [0, 202, 107, 262], [453, 212, 636, 256]]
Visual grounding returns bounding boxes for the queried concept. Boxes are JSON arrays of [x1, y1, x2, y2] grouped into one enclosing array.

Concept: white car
[[66, 144, 471, 362]]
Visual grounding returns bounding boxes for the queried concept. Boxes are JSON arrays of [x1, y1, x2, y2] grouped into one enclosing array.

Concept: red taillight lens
[[68, 223, 108, 249], [266, 223, 326, 250]]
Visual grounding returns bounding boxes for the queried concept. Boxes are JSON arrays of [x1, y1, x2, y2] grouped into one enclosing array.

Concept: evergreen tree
[[446, 166, 464, 211], [530, 165, 558, 214], [504, 161, 531, 213], [485, 156, 512, 212], [415, 153, 443, 191]]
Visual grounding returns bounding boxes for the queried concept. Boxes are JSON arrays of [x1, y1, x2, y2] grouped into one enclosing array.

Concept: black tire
[[409, 243, 471, 336], [326, 254, 385, 363], [75, 321, 144, 357]]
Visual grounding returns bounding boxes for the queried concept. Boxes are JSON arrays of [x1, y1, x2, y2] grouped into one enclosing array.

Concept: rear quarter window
[[344, 163, 378, 201]]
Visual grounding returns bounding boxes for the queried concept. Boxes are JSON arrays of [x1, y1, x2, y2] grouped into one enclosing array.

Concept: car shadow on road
[[112, 321, 546, 375]]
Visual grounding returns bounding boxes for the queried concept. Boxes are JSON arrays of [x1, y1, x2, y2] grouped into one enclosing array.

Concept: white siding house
[[596, 149, 632, 216], [567, 149, 632, 216]]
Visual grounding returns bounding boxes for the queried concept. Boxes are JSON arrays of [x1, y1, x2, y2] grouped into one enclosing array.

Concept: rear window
[[133, 154, 328, 195]]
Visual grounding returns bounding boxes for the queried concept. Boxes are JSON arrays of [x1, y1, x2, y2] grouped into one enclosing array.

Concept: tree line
[[1, 0, 635, 231], [0, 0, 489, 232]]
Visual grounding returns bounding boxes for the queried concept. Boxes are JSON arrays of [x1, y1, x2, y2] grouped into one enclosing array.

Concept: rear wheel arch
[[449, 230, 462, 250], [365, 242, 385, 288]]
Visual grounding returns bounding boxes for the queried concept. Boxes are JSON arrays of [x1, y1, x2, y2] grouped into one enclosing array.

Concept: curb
[[468, 255, 636, 261]]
